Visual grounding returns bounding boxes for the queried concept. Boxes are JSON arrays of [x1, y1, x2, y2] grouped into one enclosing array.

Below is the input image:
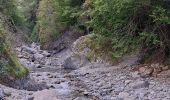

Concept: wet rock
[[33, 89, 58, 100]]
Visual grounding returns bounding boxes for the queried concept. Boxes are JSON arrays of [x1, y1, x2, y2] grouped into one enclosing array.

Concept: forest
[[0, 0, 170, 100]]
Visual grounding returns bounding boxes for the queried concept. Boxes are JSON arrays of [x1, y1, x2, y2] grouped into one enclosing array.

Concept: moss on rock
[[0, 31, 28, 79]]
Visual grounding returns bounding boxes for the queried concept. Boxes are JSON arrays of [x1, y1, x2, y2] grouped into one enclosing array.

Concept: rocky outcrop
[[52, 31, 85, 52]]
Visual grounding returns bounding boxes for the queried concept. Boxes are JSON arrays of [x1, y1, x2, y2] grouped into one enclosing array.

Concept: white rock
[[131, 71, 140, 78], [42, 51, 51, 57]]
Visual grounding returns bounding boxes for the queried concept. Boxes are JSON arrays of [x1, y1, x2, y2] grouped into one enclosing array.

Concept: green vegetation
[[0, 0, 28, 79], [89, 0, 170, 63], [29, 0, 170, 63], [0, 0, 25, 27], [0, 31, 28, 78], [0, 0, 170, 80]]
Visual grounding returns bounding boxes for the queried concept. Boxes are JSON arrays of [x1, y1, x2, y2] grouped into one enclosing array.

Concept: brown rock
[[139, 67, 146, 73], [139, 67, 153, 76]]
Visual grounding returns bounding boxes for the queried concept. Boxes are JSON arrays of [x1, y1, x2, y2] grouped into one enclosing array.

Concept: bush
[[0, 0, 25, 26], [90, 0, 170, 63]]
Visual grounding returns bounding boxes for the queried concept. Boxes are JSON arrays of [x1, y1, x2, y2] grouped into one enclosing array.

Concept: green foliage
[[90, 0, 170, 61], [54, 0, 84, 27], [16, 0, 39, 31], [0, 31, 28, 78], [0, 0, 25, 26]]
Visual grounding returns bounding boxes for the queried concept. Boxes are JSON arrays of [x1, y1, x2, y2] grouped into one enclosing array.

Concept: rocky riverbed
[[0, 42, 170, 100]]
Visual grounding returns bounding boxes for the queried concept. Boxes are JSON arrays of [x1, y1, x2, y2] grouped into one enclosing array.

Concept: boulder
[[0, 88, 4, 100], [42, 51, 51, 57], [62, 55, 88, 70], [21, 46, 36, 54], [33, 53, 44, 61]]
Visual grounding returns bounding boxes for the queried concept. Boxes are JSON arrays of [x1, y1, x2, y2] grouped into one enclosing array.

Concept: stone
[[33, 89, 58, 100], [125, 80, 132, 85], [0, 88, 4, 99], [118, 92, 129, 97], [131, 71, 140, 78], [34, 53, 44, 61], [118, 92, 136, 100], [42, 51, 51, 57], [144, 68, 154, 76], [139, 67, 154, 76], [28, 96, 34, 100], [18, 54, 23, 58], [130, 80, 149, 89], [139, 67, 146, 73], [62, 55, 87, 70], [22, 46, 36, 54], [162, 66, 169, 71]]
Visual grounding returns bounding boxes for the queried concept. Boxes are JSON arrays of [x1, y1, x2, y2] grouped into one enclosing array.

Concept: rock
[[118, 92, 129, 98], [118, 92, 136, 100], [0, 88, 4, 99], [27, 96, 34, 100], [130, 80, 149, 89], [62, 55, 88, 70], [144, 68, 154, 76], [131, 71, 140, 78], [34, 53, 44, 60], [33, 89, 58, 100], [125, 80, 132, 85], [3, 89, 11, 97], [37, 65, 42, 68], [162, 66, 169, 71], [139, 67, 146, 73], [138, 67, 154, 76], [22, 46, 36, 54], [18, 54, 23, 58], [42, 51, 51, 57]]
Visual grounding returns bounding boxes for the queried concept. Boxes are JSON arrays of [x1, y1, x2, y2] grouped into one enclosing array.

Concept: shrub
[[90, 0, 170, 63]]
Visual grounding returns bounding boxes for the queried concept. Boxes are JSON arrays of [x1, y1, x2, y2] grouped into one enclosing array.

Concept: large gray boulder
[[62, 55, 88, 70]]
